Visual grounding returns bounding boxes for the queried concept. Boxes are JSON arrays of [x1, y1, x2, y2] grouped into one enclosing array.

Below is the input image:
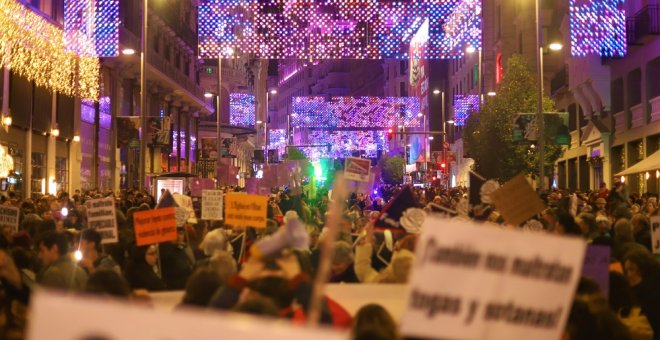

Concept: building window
[[399, 82, 407, 96], [31, 152, 45, 198], [56, 157, 68, 193], [175, 52, 181, 70], [399, 61, 407, 75]]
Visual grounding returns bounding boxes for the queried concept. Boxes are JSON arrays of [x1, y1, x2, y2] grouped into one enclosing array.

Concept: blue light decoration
[[569, 0, 626, 57], [453, 95, 479, 126], [291, 96, 422, 128], [230, 93, 256, 127], [268, 129, 287, 159], [64, 0, 119, 57], [99, 96, 112, 129], [198, 0, 481, 59], [303, 130, 389, 161]]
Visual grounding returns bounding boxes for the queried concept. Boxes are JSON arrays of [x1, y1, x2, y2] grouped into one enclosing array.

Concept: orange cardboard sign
[[225, 193, 268, 228], [133, 207, 178, 246]]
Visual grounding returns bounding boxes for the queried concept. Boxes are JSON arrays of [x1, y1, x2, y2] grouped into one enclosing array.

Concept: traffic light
[[387, 128, 394, 141]]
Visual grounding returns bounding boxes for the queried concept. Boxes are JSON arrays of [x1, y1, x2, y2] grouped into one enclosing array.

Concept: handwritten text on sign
[[401, 217, 585, 340], [85, 198, 118, 244], [0, 205, 19, 231], [133, 207, 177, 246], [224, 193, 267, 228], [202, 190, 223, 220]]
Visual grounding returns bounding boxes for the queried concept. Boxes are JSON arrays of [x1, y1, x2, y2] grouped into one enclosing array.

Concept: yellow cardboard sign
[[224, 193, 268, 228]]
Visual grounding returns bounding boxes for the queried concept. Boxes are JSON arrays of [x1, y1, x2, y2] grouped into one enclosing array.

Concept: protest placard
[[344, 157, 371, 182], [27, 290, 344, 340], [490, 174, 545, 226], [401, 216, 585, 340], [202, 190, 223, 220], [582, 245, 610, 295], [651, 216, 660, 255], [224, 193, 267, 228], [85, 197, 118, 244], [0, 205, 19, 231], [133, 207, 177, 246]]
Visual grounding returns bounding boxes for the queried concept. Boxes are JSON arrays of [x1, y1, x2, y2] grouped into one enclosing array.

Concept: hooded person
[[354, 207, 423, 284]]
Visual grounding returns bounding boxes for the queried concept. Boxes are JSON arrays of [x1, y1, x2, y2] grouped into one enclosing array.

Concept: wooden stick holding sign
[[307, 174, 350, 326]]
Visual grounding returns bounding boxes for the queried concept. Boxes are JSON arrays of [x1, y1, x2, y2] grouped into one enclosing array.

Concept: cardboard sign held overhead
[[489, 174, 545, 226], [85, 198, 118, 244], [0, 205, 19, 232], [224, 193, 267, 228], [133, 207, 177, 246], [344, 157, 371, 182], [401, 217, 586, 340], [202, 190, 224, 220]]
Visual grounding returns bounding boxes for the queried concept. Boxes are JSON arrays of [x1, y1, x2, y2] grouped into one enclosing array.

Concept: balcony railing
[[650, 95, 660, 122], [630, 103, 646, 128], [614, 111, 626, 132], [626, 5, 659, 44]]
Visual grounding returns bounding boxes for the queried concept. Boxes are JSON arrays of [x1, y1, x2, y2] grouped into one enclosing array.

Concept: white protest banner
[[344, 157, 371, 182], [28, 290, 345, 340], [85, 197, 118, 244], [401, 216, 586, 340], [651, 216, 660, 255], [202, 190, 223, 220], [0, 205, 19, 231]]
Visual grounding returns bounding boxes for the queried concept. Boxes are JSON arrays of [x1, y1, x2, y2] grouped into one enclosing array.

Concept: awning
[[615, 149, 660, 176]]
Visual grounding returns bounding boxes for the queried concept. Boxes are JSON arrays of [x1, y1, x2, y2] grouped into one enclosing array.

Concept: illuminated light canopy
[[303, 130, 389, 161], [268, 129, 287, 153], [199, 0, 482, 59], [453, 95, 480, 126], [64, 0, 119, 57], [291, 97, 421, 128], [230, 93, 256, 127], [569, 0, 626, 57], [0, 0, 99, 100]]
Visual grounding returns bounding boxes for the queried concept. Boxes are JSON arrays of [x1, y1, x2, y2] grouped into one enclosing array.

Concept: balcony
[[630, 103, 646, 128], [651, 95, 660, 122], [614, 111, 626, 132], [626, 5, 660, 45]]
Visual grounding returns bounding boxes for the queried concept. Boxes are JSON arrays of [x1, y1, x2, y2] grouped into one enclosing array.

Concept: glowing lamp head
[[487, 92, 496, 96], [549, 42, 563, 51], [270, 89, 278, 95], [74, 250, 83, 262], [51, 128, 60, 137], [73, 135, 81, 142], [61, 207, 68, 217], [466, 46, 476, 53], [2, 116, 12, 126], [433, 89, 441, 94], [204, 92, 214, 98], [121, 48, 136, 55]]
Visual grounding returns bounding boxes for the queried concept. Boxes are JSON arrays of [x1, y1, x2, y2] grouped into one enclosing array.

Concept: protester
[[36, 231, 88, 291]]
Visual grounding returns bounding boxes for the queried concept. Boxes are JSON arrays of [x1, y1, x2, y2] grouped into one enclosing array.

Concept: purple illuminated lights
[[291, 97, 421, 128], [453, 95, 479, 126], [569, 0, 626, 57], [64, 0, 119, 57], [230, 93, 256, 127], [198, 0, 482, 59]]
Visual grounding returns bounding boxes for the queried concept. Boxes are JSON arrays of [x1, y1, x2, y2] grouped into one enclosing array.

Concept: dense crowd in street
[[0, 180, 659, 340]]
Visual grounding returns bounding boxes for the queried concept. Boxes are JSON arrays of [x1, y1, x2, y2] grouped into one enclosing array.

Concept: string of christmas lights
[[230, 93, 256, 127], [64, 0, 119, 58], [304, 130, 388, 160], [0, 0, 99, 100], [291, 96, 422, 128], [453, 94, 479, 126], [569, 0, 626, 57], [199, 0, 482, 59]]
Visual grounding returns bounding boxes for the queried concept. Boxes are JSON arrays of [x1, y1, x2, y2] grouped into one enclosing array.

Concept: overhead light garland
[[0, 0, 99, 100]]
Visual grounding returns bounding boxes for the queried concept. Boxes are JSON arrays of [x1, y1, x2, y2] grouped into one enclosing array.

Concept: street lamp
[[265, 89, 277, 165], [487, 91, 496, 97], [535, 0, 564, 190], [466, 46, 483, 104], [215, 47, 235, 185]]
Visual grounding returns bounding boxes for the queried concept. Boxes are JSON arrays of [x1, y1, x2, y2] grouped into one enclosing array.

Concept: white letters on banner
[[401, 217, 586, 340], [85, 197, 118, 244], [651, 216, 660, 254], [28, 291, 345, 340], [0, 205, 19, 231], [202, 190, 223, 220]]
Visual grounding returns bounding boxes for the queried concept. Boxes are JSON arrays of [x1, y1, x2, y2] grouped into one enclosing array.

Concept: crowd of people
[[0, 180, 658, 340]]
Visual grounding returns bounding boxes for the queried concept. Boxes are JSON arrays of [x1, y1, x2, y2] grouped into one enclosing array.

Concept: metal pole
[[536, 0, 545, 191], [265, 92, 269, 165], [216, 56, 222, 187], [442, 91, 447, 188], [139, 0, 148, 191], [479, 48, 483, 105]]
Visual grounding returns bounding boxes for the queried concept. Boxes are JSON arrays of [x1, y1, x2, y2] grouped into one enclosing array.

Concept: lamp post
[[265, 89, 276, 165], [466, 46, 483, 104], [535, 0, 545, 192], [214, 47, 233, 187], [138, 0, 148, 191]]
